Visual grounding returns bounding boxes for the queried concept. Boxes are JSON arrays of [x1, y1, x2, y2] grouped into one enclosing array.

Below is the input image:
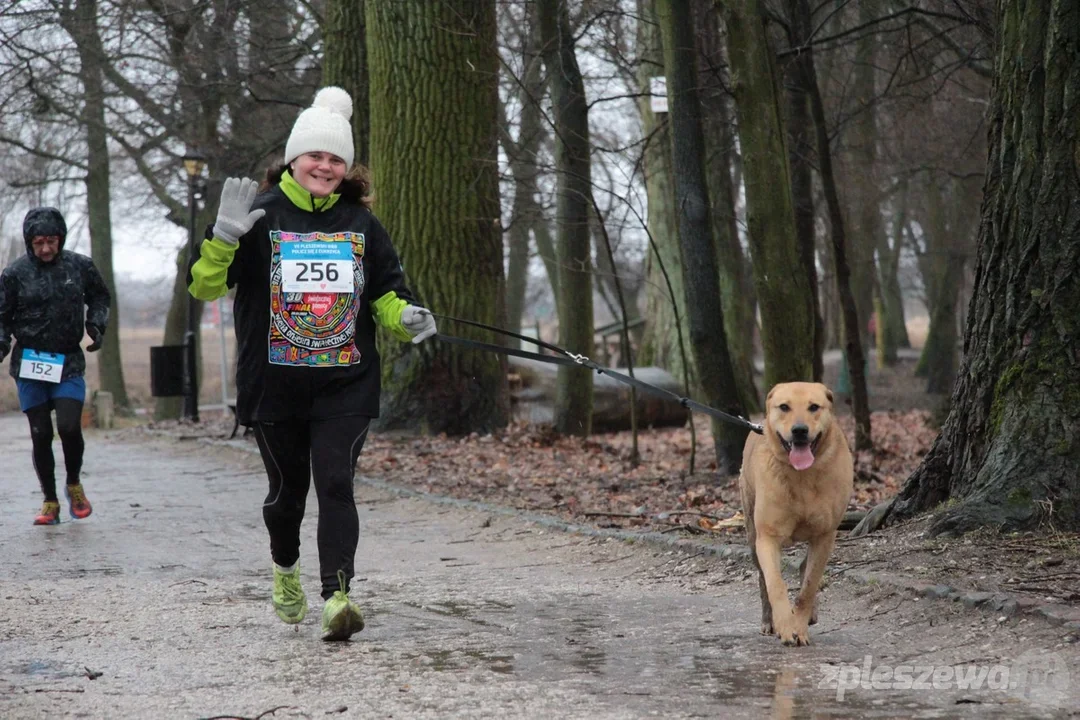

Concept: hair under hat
[[283, 86, 355, 168]]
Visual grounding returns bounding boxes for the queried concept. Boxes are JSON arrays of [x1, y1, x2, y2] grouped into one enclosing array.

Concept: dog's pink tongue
[[789, 446, 815, 470]]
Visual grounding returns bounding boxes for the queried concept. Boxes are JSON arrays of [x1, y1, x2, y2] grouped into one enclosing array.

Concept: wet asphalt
[[0, 412, 1076, 719]]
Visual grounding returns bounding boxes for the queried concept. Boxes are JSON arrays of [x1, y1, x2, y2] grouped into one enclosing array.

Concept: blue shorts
[[16, 376, 86, 412]]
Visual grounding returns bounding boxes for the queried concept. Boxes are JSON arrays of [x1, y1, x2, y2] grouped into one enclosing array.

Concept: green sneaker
[[320, 570, 364, 641], [271, 563, 307, 624]]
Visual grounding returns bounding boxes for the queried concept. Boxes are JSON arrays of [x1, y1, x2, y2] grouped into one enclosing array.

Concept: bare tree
[[656, 0, 748, 473], [499, 2, 558, 341], [858, 0, 1080, 536], [58, 0, 129, 408], [720, 0, 815, 387], [786, 0, 872, 450], [537, 0, 594, 436]]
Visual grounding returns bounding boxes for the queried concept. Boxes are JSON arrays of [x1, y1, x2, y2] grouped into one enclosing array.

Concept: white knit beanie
[[283, 86, 355, 167]]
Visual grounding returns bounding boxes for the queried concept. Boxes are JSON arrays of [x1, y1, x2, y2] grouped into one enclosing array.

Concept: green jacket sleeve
[[367, 216, 418, 343], [188, 238, 238, 301], [371, 291, 412, 342]]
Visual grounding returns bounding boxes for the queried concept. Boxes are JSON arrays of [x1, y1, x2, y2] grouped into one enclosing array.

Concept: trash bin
[[150, 345, 185, 397]]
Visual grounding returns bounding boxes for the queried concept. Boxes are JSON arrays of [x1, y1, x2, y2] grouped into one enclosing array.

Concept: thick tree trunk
[[322, 0, 368, 165], [636, 0, 689, 386], [721, 0, 816, 388], [66, 0, 130, 409], [712, 106, 761, 405], [696, 0, 760, 412], [367, 0, 509, 434], [788, 0, 871, 450], [658, 0, 749, 474], [784, 52, 825, 382], [537, 0, 594, 436], [885, 0, 1080, 535]]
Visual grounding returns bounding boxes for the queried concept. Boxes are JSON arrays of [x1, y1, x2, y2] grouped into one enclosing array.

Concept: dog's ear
[[766, 385, 776, 407], [825, 388, 834, 405]]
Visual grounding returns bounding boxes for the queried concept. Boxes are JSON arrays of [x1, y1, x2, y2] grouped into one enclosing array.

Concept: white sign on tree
[[650, 76, 668, 114]]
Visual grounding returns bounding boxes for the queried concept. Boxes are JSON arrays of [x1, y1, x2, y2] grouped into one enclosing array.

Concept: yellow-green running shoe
[[271, 563, 307, 624], [321, 570, 364, 641]]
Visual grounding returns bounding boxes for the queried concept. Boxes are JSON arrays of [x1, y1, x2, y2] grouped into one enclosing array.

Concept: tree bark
[[63, 0, 130, 409], [847, 0, 880, 354], [322, 0, 369, 165], [784, 47, 825, 382], [721, 0, 815, 388], [787, 0, 872, 450], [658, 0, 749, 473], [885, 0, 1080, 535], [696, 0, 760, 412], [536, 0, 594, 436], [636, 0, 688, 384], [367, 0, 509, 434]]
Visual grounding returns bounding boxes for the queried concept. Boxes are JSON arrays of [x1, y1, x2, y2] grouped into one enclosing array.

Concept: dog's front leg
[[793, 532, 836, 635], [755, 534, 806, 646], [798, 553, 819, 625]]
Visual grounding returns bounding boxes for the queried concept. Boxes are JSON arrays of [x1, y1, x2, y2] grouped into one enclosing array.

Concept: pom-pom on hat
[[283, 86, 355, 168]]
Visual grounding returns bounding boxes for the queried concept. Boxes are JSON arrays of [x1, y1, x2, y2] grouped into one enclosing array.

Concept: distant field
[[0, 324, 236, 414]]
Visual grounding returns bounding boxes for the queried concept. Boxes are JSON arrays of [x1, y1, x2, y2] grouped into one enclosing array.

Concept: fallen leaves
[[360, 410, 938, 537], [148, 406, 939, 538]]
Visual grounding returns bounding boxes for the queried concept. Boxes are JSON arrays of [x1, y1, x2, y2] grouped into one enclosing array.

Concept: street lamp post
[[182, 151, 206, 423]]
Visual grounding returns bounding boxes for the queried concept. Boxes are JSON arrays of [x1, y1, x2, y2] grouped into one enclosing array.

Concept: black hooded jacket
[[0, 207, 111, 380]]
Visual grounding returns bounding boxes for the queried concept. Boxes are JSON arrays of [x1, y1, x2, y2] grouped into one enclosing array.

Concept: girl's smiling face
[[290, 151, 347, 197]]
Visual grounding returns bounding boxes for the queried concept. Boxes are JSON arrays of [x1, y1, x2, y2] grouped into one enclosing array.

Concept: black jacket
[[189, 180, 415, 424], [0, 208, 111, 380]]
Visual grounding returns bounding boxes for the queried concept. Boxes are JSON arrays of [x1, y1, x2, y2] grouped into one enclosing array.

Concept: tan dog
[[739, 382, 853, 646]]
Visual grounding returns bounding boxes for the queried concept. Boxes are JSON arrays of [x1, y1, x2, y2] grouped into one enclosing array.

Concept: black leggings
[[27, 399, 85, 502], [253, 415, 371, 600]]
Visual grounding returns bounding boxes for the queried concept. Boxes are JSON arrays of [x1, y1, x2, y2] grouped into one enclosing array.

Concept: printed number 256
[[295, 261, 339, 282]]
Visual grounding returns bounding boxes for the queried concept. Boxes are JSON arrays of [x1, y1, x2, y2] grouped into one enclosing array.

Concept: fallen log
[[509, 357, 689, 433]]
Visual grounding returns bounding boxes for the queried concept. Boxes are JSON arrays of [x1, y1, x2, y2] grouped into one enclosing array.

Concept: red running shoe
[[34, 501, 61, 525], [65, 484, 93, 519]]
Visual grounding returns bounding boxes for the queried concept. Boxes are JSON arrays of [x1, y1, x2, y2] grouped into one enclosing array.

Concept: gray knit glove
[[402, 306, 437, 344], [213, 177, 265, 245]]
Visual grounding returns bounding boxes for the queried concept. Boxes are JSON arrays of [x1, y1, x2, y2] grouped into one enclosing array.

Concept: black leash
[[431, 313, 764, 435]]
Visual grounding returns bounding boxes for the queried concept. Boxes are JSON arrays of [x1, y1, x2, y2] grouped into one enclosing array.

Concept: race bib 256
[[280, 241, 354, 293]]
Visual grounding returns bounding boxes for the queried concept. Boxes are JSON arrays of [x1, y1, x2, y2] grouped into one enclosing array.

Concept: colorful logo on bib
[[268, 230, 365, 367], [305, 293, 335, 318]]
